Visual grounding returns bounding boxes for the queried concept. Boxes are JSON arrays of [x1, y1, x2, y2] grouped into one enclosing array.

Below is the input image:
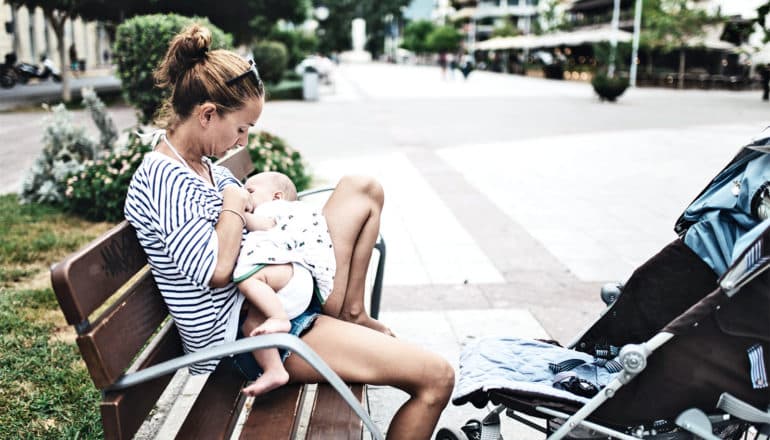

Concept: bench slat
[[51, 221, 148, 326], [76, 271, 169, 388], [305, 384, 366, 439], [100, 322, 183, 440], [239, 384, 306, 439], [175, 359, 247, 440]]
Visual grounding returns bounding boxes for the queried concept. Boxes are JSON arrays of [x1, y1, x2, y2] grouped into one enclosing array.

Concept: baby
[[233, 171, 336, 396]]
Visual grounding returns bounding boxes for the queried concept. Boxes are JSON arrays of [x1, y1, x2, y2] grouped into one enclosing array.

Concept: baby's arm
[[244, 212, 276, 231]]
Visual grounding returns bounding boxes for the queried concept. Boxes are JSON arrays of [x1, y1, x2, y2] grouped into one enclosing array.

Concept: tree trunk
[[678, 47, 686, 90], [646, 50, 654, 83], [46, 11, 71, 102]]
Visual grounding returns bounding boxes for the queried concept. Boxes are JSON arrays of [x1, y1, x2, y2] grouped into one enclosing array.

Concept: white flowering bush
[[65, 132, 151, 222], [247, 131, 311, 191], [20, 89, 118, 206], [20, 104, 97, 205]]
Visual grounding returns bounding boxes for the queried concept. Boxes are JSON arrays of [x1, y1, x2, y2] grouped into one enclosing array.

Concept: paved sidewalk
[[5, 61, 770, 438]]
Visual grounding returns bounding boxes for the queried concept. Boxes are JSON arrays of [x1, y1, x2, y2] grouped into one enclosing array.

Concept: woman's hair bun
[[155, 24, 212, 87]]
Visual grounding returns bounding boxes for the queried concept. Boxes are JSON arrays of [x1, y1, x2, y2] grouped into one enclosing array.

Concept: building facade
[[449, 0, 541, 51], [0, 1, 110, 71]]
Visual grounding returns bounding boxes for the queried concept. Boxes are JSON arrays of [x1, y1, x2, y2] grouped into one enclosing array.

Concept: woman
[[123, 24, 454, 439]]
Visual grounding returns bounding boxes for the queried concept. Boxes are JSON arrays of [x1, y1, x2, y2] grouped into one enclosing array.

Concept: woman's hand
[[222, 185, 252, 213]]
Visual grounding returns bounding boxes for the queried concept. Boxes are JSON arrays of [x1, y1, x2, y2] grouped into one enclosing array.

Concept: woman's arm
[[210, 185, 251, 288]]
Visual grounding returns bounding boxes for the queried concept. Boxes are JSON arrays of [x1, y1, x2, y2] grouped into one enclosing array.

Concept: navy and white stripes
[[125, 152, 245, 375], [748, 344, 768, 389]]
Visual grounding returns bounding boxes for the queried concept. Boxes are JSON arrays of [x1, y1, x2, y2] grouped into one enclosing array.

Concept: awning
[[476, 27, 633, 51]]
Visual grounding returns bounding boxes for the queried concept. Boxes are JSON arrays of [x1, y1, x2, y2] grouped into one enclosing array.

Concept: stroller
[[439, 138, 770, 440]]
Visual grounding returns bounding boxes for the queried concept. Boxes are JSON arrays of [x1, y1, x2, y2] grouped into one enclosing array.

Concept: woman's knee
[[338, 175, 384, 207], [414, 355, 455, 408]]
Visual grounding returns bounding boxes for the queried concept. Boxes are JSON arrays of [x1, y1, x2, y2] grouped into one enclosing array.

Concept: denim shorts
[[231, 294, 322, 381]]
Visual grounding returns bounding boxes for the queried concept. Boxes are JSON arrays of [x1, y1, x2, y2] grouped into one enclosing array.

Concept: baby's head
[[244, 171, 298, 206]]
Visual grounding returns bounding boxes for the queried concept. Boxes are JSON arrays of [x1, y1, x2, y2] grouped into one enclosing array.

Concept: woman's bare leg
[[322, 175, 392, 335], [285, 316, 455, 439]]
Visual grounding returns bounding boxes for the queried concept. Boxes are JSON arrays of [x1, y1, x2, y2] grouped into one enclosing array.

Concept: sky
[[404, 0, 433, 21]]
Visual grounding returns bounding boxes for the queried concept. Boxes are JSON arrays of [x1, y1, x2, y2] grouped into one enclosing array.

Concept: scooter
[[14, 56, 61, 84]]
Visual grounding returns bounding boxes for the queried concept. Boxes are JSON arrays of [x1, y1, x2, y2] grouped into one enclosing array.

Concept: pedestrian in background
[[760, 64, 770, 101], [68, 44, 79, 73], [438, 52, 447, 79]]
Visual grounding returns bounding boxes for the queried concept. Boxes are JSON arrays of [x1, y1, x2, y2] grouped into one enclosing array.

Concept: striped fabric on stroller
[[440, 139, 770, 440]]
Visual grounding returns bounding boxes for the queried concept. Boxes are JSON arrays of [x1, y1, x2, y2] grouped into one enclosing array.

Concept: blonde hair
[[153, 24, 264, 128], [248, 172, 298, 201]]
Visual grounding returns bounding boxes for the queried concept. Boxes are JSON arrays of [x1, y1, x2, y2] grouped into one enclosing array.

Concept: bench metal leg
[[370, 236, 386, 320]]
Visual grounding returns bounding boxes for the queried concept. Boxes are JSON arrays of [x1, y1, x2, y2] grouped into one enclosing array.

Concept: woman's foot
[[352, 314, 396, 337], [249, 317, 291, 336], [242, 367, 290, 397]]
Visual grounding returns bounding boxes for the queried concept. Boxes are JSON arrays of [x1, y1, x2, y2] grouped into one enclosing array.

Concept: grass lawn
[[0, 194, 112, 439]]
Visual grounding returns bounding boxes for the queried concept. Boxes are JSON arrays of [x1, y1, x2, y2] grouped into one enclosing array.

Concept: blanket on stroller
[[452, 338, 619, 408]]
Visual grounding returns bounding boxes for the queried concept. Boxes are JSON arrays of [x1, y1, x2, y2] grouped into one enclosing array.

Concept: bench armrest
[[107, 333, 384, 440]]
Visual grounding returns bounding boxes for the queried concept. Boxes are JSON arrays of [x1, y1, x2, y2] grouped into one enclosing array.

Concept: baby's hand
[[245, 213, 277, 231]]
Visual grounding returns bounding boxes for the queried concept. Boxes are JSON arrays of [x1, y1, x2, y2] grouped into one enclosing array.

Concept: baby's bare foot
[[242, 368, 289, 397], [249, 318, 291, 336]]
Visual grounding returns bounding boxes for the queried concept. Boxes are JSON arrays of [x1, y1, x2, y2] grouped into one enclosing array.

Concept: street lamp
[[608, 0, 620, 78], [629, 0, 643, 87]]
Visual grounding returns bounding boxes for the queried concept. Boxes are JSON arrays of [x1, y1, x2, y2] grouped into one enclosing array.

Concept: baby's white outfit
[[233, 200, 335, 318]]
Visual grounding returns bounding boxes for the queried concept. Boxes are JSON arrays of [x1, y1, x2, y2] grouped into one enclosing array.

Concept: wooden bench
[[50, 147, 385, 440]]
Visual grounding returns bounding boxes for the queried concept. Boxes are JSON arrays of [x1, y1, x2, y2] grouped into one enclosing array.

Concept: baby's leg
[[238, 264, 294, 334], [240, 307, 289, 397]]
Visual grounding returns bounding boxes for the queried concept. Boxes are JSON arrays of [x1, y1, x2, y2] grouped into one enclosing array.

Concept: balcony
[[475, 2, 538, 19]]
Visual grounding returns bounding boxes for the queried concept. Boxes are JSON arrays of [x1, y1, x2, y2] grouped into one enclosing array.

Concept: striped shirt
[[124, 152, 245, 375]]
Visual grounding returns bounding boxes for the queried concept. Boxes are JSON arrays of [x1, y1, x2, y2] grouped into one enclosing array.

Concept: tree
[[534, 0, 566, 35], [642, 0, 721, 89], [426, 25, 462, 54], [8, 0, 94, 102], [314, 0, 409, 57], [757, 1, 770, 42], [8, 0, 310, 102], [401, 20, 435, 54], [491, 18, 521, 38]]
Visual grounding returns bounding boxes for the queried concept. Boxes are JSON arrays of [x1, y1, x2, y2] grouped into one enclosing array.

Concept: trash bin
[[302, 66, 319, 101]]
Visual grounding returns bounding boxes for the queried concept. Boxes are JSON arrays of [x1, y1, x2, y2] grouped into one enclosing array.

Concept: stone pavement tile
[[436, 123, 763, 282], [316, 151, 505, 285], [407, 149, 572, 279], [479, 282, 602, 344], [379, 283, 491, 312], [370, 308, 552, 439]]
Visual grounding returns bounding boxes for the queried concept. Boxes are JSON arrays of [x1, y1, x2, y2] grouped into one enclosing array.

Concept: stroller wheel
[[435, 426, 470, 440]]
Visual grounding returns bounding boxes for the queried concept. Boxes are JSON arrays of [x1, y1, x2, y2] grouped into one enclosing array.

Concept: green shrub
[[114, 14, 232, 125], [591, 74, 630, 102], [267, 27, 318, 68], [65, 133, 152, 222], [252, 41, 289, 85], [267, 80, 303, 101], [247, 131, 311, 191]]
